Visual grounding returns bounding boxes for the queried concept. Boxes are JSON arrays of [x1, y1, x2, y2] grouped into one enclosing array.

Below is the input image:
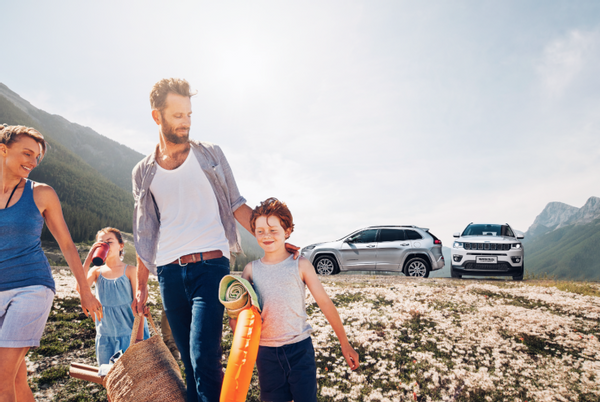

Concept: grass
[[28, 274, 600, 401]]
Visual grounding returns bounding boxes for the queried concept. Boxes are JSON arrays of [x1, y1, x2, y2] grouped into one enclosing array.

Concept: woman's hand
[[79, 287, 103, 321]]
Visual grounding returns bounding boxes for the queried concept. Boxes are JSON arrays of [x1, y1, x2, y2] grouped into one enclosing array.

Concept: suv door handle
[[366, 245, 376, 248], [401, 243, 410, 246]]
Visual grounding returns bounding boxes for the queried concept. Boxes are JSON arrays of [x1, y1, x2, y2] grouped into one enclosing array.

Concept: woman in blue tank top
[[0, 125, 103, 401]]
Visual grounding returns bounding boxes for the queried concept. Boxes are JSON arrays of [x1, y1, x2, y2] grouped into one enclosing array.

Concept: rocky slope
[[525, 196, 600, 239]]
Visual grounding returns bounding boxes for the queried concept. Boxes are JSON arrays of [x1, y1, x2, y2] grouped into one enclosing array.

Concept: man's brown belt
[[171, 250, 223, 266]]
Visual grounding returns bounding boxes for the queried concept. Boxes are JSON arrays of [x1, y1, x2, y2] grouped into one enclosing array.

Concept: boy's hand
[[342, 344, 360, 371], [284, 243, 300, 259]]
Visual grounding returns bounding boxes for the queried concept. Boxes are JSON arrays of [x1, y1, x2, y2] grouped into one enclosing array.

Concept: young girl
[[83, 227, 149, 365], [232, 198, 360, 402]]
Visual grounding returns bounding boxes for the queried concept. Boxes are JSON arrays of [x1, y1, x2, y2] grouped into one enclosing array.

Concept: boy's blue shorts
[[256, 337, 317, 402]]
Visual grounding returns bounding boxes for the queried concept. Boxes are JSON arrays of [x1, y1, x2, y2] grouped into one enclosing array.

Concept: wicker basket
[[103, 313, 187, 402]]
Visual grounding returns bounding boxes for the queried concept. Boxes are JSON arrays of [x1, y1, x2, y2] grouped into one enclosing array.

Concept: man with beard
[[131, 78, 258, 402]]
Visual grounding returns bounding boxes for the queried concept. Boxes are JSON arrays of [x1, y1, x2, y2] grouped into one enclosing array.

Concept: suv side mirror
[[453, 232, 461, 238], [517, 234, 524, 239]]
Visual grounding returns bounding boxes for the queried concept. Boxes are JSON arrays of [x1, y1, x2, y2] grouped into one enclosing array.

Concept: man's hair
[[149, 78, 197, 111], [250, 197, 295, 237], [0, 125, 48, 162], [96, 227, 125, 257]]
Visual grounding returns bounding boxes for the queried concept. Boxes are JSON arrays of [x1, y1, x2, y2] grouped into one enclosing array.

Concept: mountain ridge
[[525, 196, 600, 239], [0, 83, 144, 192], [1, 83, 136, 241]]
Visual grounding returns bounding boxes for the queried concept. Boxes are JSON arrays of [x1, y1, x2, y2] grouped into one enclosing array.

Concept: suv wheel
[[451, 267, 462, 279], [404, 257, 430, 278], [513, 265, 524, 281], [314, 256, 340, 275]]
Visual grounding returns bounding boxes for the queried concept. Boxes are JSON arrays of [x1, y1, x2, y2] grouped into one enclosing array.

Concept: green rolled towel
[[219, 275, 261, 319]]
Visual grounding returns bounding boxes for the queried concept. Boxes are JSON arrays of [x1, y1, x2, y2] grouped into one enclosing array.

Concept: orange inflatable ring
[[219, 275, 262, 402], [221, 306, 262, 402]]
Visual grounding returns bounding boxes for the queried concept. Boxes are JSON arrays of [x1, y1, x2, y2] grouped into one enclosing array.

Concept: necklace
[[4, 178, 23, 209]]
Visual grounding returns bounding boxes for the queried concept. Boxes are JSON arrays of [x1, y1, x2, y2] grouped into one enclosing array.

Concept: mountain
[[0, 83, 144, 192], [1, 83, 142, 241], [525, 197, 600, 239], [524, 197, 600, 281], [524, 218, 600, 280]]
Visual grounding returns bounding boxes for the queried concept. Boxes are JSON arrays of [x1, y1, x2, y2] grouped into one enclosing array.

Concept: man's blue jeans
[[157, 256, 229, 402]]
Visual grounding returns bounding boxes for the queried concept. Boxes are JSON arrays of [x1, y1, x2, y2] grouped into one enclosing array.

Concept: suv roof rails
[[367, 225, 418, 228]]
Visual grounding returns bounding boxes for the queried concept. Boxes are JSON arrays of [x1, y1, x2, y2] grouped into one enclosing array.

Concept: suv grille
[[464, 262, 511, 271], [463, 243, 511, 251]]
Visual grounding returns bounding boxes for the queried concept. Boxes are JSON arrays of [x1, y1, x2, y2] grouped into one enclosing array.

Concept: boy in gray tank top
[[230, 198, 359, 402]]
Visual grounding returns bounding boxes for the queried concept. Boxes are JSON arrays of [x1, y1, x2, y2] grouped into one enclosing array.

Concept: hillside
[[28, 273, 600, 401], [525, 218, 600, 280], [0, 83, 144, 192], [523, 197, 600, 281], [1, 85, 136, 241]]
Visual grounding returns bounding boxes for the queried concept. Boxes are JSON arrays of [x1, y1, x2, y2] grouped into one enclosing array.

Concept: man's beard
[[161, 115, 189, 144]]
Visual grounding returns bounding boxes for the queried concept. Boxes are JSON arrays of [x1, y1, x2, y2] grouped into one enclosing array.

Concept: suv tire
[[404, 257, 430, 278], [451, 267, 462, 279], [513, 265, 524, 281], [314, 256, 340, 276]]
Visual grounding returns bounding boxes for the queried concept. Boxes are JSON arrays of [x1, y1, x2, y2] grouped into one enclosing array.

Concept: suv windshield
[[462, 224, 514, 237]]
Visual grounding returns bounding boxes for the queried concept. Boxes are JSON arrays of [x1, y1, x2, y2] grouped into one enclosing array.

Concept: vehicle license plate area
[[476, 256, 497, 264]]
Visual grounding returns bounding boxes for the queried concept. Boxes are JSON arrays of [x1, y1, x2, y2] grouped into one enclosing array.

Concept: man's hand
[[285, 243, 301, 259], [133, 255, 151, 316], [133, 285, 148, 316]]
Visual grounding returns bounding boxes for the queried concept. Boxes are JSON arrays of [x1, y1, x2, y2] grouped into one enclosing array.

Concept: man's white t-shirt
[[150, 151, 230, 266]]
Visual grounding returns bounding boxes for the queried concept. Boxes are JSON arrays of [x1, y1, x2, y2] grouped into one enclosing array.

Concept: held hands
[[132, 285, 149, 317], [80, 288, 103, 321]]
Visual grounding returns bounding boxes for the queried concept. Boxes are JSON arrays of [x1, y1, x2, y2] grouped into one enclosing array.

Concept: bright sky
[[1, 1, 599, 247]]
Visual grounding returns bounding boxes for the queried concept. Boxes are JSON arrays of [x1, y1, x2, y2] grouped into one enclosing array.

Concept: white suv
[[451, 223, 524, 280]]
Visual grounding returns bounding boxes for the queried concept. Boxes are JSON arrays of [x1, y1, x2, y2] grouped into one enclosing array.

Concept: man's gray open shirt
[[132, 141, 246, 275]]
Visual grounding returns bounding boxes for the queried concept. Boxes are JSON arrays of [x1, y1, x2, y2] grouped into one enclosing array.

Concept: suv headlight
[[453, 241, 463, 249], [303, 245, 317, 251], [511, 243, 522, 250]]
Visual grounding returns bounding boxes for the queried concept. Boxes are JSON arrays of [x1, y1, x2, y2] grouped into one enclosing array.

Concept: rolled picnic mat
[[219, 275, 261, 319], [69, 362, 104, 385]]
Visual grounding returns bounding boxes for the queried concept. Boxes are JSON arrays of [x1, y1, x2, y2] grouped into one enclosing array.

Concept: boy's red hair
[[250, 198, 295, 237]]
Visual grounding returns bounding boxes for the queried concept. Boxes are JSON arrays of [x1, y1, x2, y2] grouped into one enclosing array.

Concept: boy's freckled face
[[255, 215, 290, 253]]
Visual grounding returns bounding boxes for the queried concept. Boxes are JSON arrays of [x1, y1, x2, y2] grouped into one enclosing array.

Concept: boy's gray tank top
[[252, 255, 312, 347]]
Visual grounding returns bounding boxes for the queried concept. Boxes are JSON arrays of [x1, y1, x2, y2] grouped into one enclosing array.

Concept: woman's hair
[[250, 197, 295, 238], [96, 227, 125, 257], [0, 125, 48, 162], [149, 78, 197, 111]]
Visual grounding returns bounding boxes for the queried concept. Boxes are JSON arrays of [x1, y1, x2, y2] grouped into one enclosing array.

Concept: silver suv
[[301, 225, 445, 278], [451, 223, 524, 280]]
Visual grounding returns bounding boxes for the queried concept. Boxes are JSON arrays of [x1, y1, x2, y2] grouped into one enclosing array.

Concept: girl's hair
[[0, 125, 48, 162], [250, 197, 295, 238], [96, 227, 125, 257]]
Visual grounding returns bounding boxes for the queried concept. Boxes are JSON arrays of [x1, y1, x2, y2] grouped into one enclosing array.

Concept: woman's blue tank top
[[0, 179, 55, 293]]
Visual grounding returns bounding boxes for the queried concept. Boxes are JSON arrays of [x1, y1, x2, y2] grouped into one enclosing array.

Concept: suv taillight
[[434, 240, 442, 244]]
